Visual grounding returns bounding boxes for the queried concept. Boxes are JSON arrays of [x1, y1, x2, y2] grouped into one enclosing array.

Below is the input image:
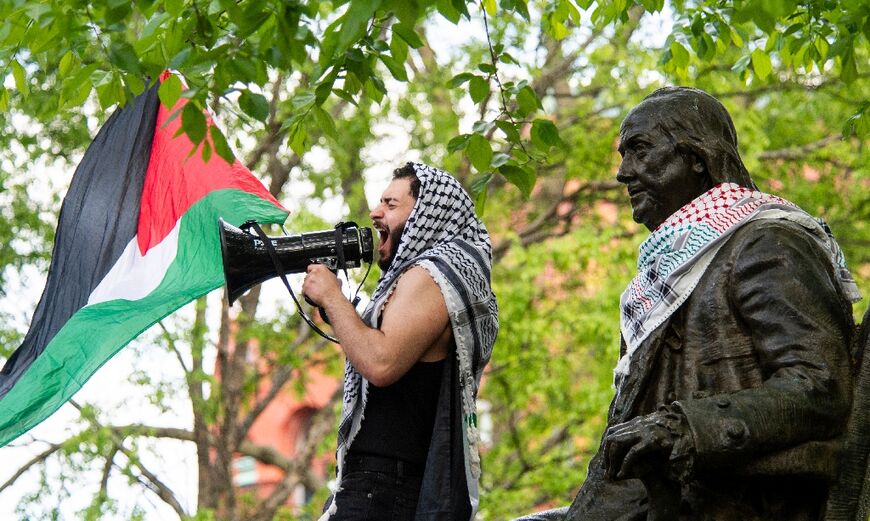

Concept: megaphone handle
[[303, 293, 331, 325]]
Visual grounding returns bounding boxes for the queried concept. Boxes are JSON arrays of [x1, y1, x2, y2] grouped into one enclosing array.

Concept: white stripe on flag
[[86, 222, 181, 305]]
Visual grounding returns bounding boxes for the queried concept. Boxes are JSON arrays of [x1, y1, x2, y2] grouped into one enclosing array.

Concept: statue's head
[[617, 86, 756, 230]]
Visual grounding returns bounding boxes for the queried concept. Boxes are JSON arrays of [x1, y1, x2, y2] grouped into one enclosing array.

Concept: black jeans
[[329, 467, 423, 521]]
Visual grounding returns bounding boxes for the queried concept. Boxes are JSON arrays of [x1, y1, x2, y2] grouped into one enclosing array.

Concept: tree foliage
[[0, 0, 868, 520]]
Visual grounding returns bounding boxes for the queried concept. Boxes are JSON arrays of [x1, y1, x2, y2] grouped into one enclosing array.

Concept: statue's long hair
[[626, 86, 757, 190]]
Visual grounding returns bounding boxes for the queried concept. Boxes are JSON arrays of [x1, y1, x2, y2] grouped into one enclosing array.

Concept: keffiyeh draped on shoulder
[[618, 182, 860, 377], [320, 163, 498, 521]]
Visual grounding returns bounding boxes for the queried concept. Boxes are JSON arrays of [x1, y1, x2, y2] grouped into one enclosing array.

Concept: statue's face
[[616, 104, 709, 231]]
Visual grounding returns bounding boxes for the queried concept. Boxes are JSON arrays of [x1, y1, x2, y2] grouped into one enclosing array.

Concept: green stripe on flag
[[0, 189, 286, 447]]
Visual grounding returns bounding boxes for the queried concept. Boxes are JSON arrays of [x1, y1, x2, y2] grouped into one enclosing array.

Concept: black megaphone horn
[[218, 219, 373, 305]]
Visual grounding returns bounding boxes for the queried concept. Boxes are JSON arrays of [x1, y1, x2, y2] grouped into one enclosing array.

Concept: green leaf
[[11, 60, 26, 94], [549, 19, 570, 40], [512, 0, 531, 21], [386, 0, 420, 24], [333, 88, 359, 106], [843, 103, 868, 138], [436, 0, 461, 23], [0, 87, 8, 111], [450, 0, 471, 19], [181, 102, 207, 144], [841, 48, 858, 84], [109, 41, 143, 73], [700, 32, 715, 60], [496, 120, 521, 143], [201, 139, 212, 163], [639, 0, 665, 11], [670, 41, 690, 68], [491, 152, 510, 168], [364, 77, 386, 104], [764, 32, 779, 53], [288, 118, 308, 156], [470, 171, 493, 196], [210, 125, 235, 164], [315, 71, 338, 105], [730, 27, 744, 47], [291, 91, 316, 109], [483, 0, 497, 16], [499, 52, 518, 65], [447, 133, 470, 152], [237, 5, 271, 38], [125, 74, 145, 97], [58, 51, 76, 77], [469, 76, 490, 103], [471, 172, 492, 214], [312, 105, 338, 139], [815, 37, 830, 61], [827, 36, 852, 59], [531, 119, 562, 149], [499, 164, 535, 198], [466, 133, 493, 172], [516, 86, 541, 115], [158, 73, 183, 109], [472, 120, 494, 134], [731, 54, 752, 72], [336, 0, 383, 55], [239, 90, 270, 121], [390, 30, 409, 63], [371, 39, 390, 53], [164, 0, 184, 17], [751, 48, 772, 80], [379, 54, 408, 81], [169, 47, 193, 70], [690, 14, 704, 37], [449, 72, 474, 88], [96, 73, 124, 109], [68, 72, 94, 107], [392, 22, 424, 49], [477, 62, 496, 74]]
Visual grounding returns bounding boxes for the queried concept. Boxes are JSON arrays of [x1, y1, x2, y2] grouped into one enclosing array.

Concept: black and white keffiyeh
[[320, 163, 498, 520]]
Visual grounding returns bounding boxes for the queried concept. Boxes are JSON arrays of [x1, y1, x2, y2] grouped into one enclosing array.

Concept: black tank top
[[348, 359, 445, 465]]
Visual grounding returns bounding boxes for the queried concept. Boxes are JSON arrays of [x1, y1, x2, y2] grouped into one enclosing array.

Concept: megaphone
[[219, 219, 373, 305]]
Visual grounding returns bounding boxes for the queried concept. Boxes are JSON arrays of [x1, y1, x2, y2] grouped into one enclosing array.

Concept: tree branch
[[156, 319, 190, 374], [117, 442, 188, 518], [187, 296, 212, 509], [68, 401, 188, 518], [492, 179, 622, 260], [0, 442, 62, 493], [236, 335, 328, 443], [757, 135, 841, 161], [99, 444, 119, 497]]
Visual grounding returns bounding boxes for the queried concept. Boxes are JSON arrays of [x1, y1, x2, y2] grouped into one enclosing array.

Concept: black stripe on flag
[[0, 84, 160, 400]]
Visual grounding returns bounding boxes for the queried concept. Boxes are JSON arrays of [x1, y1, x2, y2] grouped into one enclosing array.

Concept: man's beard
[[378, 221, 406, 271]]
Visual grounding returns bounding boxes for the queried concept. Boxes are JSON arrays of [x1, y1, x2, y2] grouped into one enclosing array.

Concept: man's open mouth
[[374, 224, 388, 244]]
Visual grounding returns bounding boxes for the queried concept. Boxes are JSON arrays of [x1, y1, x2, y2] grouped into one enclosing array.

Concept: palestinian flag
[[0, 72, 287, 447]]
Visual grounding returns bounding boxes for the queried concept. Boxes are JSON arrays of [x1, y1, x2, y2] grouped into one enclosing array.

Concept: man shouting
[[304, 162, 498, 521]]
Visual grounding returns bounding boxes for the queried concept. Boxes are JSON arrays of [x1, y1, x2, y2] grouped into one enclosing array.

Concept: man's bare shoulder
[[384, 265, 447, 313], [398, 265, 441, 289]]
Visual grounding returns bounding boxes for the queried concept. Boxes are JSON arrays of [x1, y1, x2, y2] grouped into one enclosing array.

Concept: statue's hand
[[603, 407, 689, 481]]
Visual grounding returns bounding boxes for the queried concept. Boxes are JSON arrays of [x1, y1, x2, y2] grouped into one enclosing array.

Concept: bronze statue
[[517, 87, 864, 521]]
